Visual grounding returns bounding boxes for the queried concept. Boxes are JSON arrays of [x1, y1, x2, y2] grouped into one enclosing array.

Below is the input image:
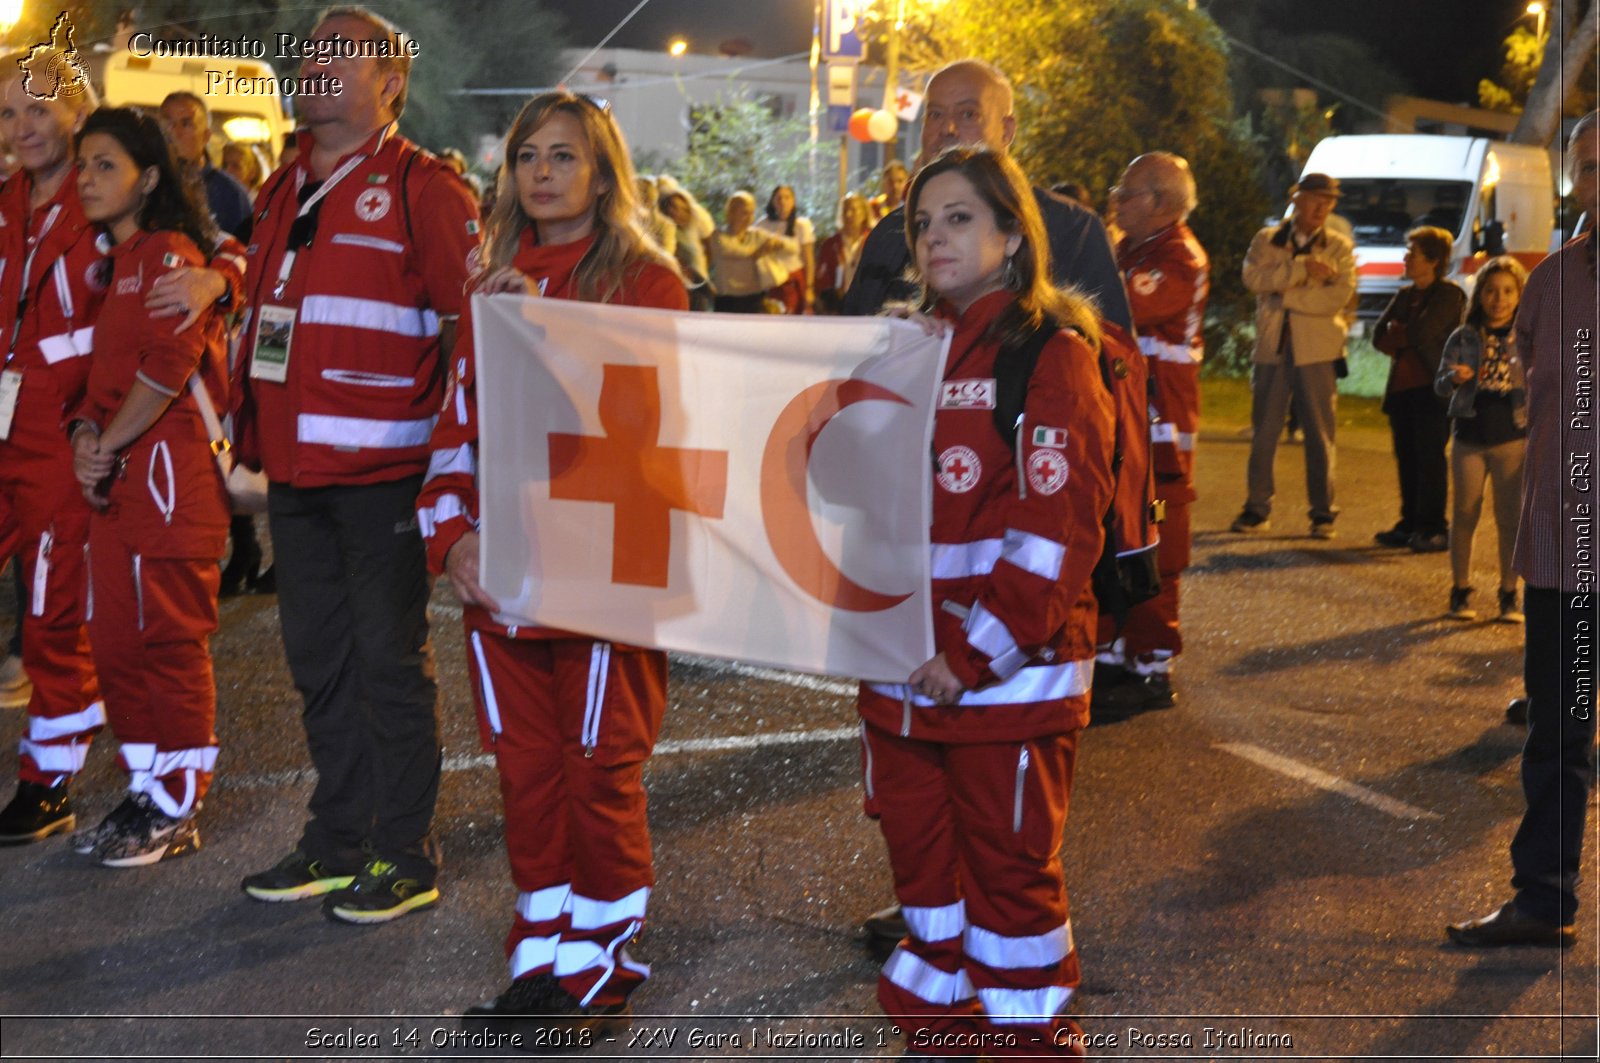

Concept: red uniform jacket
[[236, 123, 480, 487], [1118, 221, 1208, 497], [417, 229, 689, 639], [861, 290, 1115, 741], [0, 174, 107, 436], [72, 231, 228, 559]]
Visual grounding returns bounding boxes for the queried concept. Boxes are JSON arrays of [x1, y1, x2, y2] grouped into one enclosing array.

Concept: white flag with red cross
[[473, 296, 948, 682]]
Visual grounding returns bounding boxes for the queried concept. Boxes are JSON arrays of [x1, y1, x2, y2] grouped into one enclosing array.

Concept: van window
[[1337, 179, 1474, 247]]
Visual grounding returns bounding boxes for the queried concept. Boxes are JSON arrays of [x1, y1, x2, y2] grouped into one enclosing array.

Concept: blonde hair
[[482, 93, 678, 304], [906, 146, 1100, 349]]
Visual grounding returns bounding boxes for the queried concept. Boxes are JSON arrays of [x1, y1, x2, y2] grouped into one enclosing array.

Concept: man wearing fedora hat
[[1232, 173, 1357, 538]]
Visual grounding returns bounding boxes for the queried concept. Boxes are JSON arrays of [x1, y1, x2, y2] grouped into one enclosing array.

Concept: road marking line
[[1216, 742, 1442, 822], [216, 726, 860, 791]]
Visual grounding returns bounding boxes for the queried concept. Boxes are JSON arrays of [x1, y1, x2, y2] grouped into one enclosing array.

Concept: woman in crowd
[[68, 107, 230, 866], [1436, 256, 1528, 622], [0, 58, 106, 846], [706, 190, 792, 313], [814, 193, 870, 314], [869, 158, 909, 224], [659, 190, 712, 310], [416, 92, 686, 1038], [1371, 225, 1467, 553], [858, 146, 1113, 1057], [754, 183, 815, 313]]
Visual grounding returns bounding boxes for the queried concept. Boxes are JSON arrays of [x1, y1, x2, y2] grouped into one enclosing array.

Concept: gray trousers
[[1245, 360, 1339, 524], [1449, 436, 1525, 590]]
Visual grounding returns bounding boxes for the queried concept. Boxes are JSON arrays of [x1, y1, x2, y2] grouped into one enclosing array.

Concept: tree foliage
[[1485, 0, 1599, 145], [639, 94, 839, 234], [877, 0, 1268, 324], [26, 0, 566, 162]]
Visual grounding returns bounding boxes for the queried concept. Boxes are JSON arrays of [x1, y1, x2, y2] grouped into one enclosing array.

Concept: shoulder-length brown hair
[[904, 147, 1099, 350], [481, 92, 678, 304]]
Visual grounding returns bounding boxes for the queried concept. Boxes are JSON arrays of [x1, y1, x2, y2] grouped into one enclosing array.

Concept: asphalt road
[[1, 395, 1596, 1062]]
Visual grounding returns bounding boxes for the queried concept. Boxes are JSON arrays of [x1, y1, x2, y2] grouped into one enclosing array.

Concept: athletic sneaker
[[71, 793, 144, 855], [241, 848, 360, 902], [0, 780, 74, 845], [1230, 510, 1270, 533], [1448, 587, 1476, 621], [1497, 589, 1524, 624], [1310, 520, 1337, 540], [98, 797, 200, 868], [322, 857, 439, 924]]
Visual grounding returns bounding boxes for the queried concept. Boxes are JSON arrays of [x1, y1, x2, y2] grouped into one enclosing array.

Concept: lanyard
[[8, 203, 64, 358], [271, 127, 390, 300]]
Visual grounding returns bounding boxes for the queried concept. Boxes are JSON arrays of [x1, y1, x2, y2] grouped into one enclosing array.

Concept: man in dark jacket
[[840, 58, 1131, 332]]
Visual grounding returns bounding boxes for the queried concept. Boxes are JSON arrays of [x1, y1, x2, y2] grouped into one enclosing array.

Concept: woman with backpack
[[858, 146, 1114, 1057]]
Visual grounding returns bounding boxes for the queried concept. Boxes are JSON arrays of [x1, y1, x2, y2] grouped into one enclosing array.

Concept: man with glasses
[[1232, 174, 1356, 539], [841, 58, 1131, 332], [215, 5, 479, 923], [1096, 153, 1208, 715]]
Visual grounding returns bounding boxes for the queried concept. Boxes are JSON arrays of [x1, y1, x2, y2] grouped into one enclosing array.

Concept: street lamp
[[0, 0, 23, 41], [667, 37, 688, 58], [1527, 1, 1546, 42]]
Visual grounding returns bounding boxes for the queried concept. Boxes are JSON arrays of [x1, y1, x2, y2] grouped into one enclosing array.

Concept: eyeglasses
[[1110, 185, 1156, 203]]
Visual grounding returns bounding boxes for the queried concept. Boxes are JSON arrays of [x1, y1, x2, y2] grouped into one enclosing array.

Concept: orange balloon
[[848, 107, 875, 143]]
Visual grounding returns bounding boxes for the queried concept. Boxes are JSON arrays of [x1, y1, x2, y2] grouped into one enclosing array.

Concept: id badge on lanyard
[[250, 305, 296, 383]]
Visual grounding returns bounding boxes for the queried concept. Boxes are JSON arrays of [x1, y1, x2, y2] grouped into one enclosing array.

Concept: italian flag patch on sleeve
[[162, 252, 185, 269], [1032, 425, 1068, 449]]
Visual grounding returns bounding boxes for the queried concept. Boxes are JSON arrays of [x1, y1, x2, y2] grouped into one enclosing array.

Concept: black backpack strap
[[991, 323, 1055, 444]]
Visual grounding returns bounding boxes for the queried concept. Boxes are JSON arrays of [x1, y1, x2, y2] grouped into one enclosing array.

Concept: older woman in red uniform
[[860, 148, 1114, 1058], [416, 93, 685, 1039], [0, 57, 105, 845], [68, 108, 230, 867]]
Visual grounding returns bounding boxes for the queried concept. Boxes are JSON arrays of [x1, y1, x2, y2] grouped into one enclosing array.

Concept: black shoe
[[0, 780, 74, 845], [322, 855, 440, 924], [464, 980, 631, 1048], [1447, 901, 1574, 948], [248, 564, 276, 596], [1374, 524, 1412, 547], [863, 902, 908, 946], [1497, 589, 1524, 624], [1447, 586, 1476, 620], [1505, 697, 1530, 727], [1409, 532, 1448, 553], [462, 974, 571, 1028], [242, 848, 361, 902], [1095, 672, 1177, 717], [1130, 672, 1176, 709], [1092, 661, 1131, 699], [219, 538, 262, 598]]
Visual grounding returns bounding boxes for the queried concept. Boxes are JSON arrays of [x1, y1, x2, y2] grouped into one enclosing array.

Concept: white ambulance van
[[89, 49, 293, 167], [1299, 134, 1553, 322]]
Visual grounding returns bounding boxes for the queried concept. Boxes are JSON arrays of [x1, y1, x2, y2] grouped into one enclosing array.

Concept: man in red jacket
[[1097, 152, 1209, 713], [223, 6, 479, 924]]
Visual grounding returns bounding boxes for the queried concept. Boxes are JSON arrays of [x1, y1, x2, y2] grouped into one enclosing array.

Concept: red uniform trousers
[[1118, 498, 1191, 670], [0, 405, 103, 785], [863, 722, 1086, 1059], [86, 437, 225, 820], [466, 630, 666, 1008]]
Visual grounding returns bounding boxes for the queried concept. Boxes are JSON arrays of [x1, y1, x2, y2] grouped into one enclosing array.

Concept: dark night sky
[[557, 0, 1529, 106]]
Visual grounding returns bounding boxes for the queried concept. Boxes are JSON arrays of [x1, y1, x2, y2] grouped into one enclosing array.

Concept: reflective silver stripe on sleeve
[[999, 528, 1066, 581]]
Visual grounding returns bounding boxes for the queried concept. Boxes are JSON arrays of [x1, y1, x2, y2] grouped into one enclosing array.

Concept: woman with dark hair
[[416, 92, 686, 1039], [1436, 255, 1529, 621], [1372, 225, 1467, 552], [67, 106, 231, 866], [754, 183, 815, 313], [859, 146, 1114, 1055]]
